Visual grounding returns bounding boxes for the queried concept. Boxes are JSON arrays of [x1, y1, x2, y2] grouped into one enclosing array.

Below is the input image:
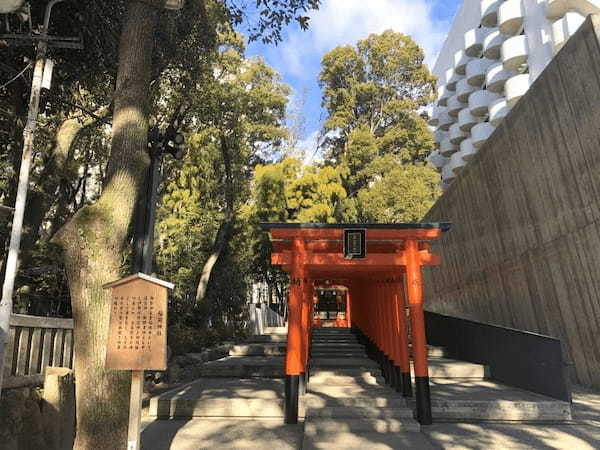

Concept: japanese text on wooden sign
[[105, 277, 168, 370]]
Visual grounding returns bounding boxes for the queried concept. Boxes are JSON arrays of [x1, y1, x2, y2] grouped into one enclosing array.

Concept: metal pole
[[128, 148, 160, 450], [132, 147, 161, 274], [141, 151, 161, 274], [0, 0, 64, 392]]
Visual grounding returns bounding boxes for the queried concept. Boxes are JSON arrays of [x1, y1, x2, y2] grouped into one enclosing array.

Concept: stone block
[[42, 367, 75, 450]]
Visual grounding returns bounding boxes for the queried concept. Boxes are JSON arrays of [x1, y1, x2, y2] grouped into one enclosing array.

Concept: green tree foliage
[[250, 157, 346, 223], [243, 157, 345, 300], [2, 1, 320, 447], [226, 0, 321, 43], [0, 0, 320, 313], [155, 34, 290, 335], [318, 30, 441, 222], [355, 160, 441, 222]]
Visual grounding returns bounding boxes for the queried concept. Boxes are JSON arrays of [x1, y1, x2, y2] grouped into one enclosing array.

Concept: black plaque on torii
[[344, 228, 366, 259]]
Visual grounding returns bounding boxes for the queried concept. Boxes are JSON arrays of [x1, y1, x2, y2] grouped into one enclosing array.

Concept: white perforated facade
[[427, 0, 600, 190]]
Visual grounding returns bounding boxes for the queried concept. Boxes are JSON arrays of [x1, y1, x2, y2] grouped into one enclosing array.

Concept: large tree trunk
[[194, 219, 233, 305], [53, 3, 160, 448], [21, 109, 108, 267], [194, 136, 235, 307]]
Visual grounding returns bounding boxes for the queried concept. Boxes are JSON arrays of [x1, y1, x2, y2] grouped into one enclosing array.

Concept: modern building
[[427, 0, 600, 189]]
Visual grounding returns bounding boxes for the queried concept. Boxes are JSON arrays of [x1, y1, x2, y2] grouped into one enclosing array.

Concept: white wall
[[433, 0, 484, 83], [428, 0, 597, 190]]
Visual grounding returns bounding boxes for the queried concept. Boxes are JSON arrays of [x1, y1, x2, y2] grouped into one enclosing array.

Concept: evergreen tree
[[318, 30, 440, 222]]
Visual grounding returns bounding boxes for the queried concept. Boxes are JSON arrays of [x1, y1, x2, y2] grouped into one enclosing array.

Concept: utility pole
[[132, 125, 185, 274], [0, 0, 72, 391], [127, 126, 183, 450]]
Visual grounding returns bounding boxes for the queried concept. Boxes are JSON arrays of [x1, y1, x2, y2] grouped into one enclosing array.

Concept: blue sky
[[246, 0, 462, 160]]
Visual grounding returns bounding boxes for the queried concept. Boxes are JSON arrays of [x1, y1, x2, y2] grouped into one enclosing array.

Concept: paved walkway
[[142, 418, 303, 449]]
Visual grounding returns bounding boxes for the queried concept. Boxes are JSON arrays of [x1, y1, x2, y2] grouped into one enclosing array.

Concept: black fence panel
[[425, 311, 571, 402]]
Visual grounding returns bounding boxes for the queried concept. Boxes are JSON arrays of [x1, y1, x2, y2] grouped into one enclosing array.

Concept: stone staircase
[[145, 327, 572, 449], [302, 328, 431, 449], [149, 329, 289, 420]]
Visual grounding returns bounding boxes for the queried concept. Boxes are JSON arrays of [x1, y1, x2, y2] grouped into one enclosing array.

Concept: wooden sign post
[[103, 273, 174, 450]]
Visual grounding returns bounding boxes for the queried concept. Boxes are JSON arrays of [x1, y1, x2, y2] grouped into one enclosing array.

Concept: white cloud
[[278, 0, 450, 77]]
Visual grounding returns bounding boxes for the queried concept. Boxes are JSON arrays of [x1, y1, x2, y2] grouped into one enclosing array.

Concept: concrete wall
[[423, 16, 600, 389]]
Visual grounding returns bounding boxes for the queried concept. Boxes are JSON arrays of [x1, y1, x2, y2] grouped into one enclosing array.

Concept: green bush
[[168, 323, 249, 356]]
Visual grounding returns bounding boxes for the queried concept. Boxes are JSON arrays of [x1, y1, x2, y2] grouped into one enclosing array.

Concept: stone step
[[310, 357, 379, 369], [419, 399, 572, 422], [312, 339, 360, 344], [229, 347, 365, 357], [375, 345, 446, 358], [142, 418, 308, 450], [306, 386, 407, 409], [312, 332, 356, 336], [411, 345, 447, 358], [263, 327, 287, 334], [346, 344, 446, 357], [198, 367, 284, 377], [229, 344, 286, 356], [312, 338, 360, 341], [310, 344, 366, 354], [423, 379, 573, 422], [311, 351, 367, 358], [152, 397, 291, 419], [247, 334, 287, 343], [148, 378, 304, 419], [425, 358, 487, 378], [304, 418, 420, 434], [312, 328, 354, 332], [309, 373, 384, 386], [312, 334, 355, 338], [306, 394, 408, 409], [311, 344, 365, 351], [312, 334, 354, 337], [198, 356, 284, 378], [306, 406, 414, 419], [304, 394, 407, 408], [302, 430, 435, 450], [310, 367, 381, 377]]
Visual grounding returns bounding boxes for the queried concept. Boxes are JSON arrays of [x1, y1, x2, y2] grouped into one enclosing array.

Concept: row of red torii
[[261, 222, 451, 425]]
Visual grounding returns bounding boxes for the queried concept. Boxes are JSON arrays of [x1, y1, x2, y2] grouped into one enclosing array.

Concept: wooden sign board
[[103, 274, 174, 371]]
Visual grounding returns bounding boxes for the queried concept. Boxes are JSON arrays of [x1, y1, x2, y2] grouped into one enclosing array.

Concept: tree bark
[[52, 2, 160, 448], [194, 219, 233, 305], [20, 109, 109, 267], [194, 136, 235, 306]]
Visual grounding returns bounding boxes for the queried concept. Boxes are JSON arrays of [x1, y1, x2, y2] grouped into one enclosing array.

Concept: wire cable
[[0, 62, 33, 90]]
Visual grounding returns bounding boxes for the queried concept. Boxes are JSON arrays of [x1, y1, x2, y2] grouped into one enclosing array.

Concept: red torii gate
[[261, 222, 450, 425]]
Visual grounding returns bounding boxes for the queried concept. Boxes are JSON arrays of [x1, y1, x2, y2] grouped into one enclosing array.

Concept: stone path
[[301, 328, 433, 449]]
